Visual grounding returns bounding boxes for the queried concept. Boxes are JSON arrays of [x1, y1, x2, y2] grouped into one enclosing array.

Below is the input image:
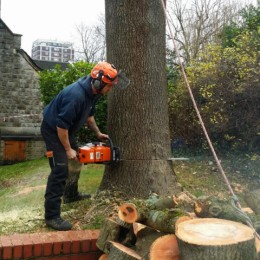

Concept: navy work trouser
[[41, 120, 78, 220]]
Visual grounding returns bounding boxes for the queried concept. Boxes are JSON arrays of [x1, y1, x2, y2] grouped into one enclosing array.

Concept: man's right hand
[[66, 148, 78, 160]]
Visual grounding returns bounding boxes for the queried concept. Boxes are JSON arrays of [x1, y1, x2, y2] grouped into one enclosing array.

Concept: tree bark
[[118, 200, 187, 233], [134, 224, 164, 258], [96, 218, 122, 253], [100, 0, 181, 198], [118, 194, 178, 223], [176, 218, 256, 260], [107, 241, 142, 260], [256, 237, 260, 260], [194, 195, 256, 225], [96, 218, 136, 254], [244, 189, 260, 215]]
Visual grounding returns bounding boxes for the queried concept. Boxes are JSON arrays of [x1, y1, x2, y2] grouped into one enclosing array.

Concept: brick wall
[[0, 230, 102, 260]]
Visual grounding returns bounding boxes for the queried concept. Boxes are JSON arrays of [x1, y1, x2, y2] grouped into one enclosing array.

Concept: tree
[[98, 0, 181, 198], [73, 17, 106, 63], [169, 26, 260, 151], [167, 0, 242, 64]]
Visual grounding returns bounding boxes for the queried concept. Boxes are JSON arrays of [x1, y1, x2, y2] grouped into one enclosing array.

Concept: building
[[31, 39, 74, 63], [0, 18, 45, 164]]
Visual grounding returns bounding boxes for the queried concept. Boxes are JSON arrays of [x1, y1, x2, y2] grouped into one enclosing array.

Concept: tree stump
[[176, 218, 256, 260]]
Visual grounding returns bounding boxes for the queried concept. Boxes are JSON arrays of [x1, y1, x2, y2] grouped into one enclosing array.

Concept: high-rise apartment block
[[31, 39, 74, 62]]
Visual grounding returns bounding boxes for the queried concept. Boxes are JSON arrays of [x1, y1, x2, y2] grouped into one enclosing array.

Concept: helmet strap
[[93, 70, 104, 91]]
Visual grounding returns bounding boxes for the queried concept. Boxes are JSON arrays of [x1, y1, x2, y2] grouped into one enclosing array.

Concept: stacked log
[[96, 193, 259, 259], [176, 218, 256, 260]]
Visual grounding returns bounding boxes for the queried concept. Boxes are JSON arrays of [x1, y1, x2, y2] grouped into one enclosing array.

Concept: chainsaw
[[78, 137, 120, 165]]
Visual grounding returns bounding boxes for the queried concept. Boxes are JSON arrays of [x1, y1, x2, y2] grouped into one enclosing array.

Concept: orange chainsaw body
[[78, 143, 112, 164]]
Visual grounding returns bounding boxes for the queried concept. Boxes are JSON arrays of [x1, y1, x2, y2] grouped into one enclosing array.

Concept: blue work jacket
[[43, 76, 100, 136]]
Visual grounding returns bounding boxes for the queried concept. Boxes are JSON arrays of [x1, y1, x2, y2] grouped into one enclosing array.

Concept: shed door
[[4, 141, 27, 162]]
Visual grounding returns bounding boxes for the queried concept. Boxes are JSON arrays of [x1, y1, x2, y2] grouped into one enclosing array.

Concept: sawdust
[[13, 185, 46, 196]]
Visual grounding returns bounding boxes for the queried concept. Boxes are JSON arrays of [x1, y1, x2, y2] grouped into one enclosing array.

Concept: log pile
[[96, 192, 260, 260]]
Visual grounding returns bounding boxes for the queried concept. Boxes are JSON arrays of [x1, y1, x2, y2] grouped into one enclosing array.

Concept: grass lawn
[[0, 152, 259, 235], [0, 158, 104, 235]]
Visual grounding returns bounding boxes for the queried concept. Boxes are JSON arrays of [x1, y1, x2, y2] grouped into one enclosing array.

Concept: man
[[41, 61, 120, 231]]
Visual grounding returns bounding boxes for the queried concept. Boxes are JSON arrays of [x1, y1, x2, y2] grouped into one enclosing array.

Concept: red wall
[[0, 230, 102, 260]]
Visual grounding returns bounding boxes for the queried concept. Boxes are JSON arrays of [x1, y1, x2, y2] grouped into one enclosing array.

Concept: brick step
[[0, 230, 102, 260]]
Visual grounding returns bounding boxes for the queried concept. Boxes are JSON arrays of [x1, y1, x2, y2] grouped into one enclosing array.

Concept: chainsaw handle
[[106, 137, 114, 164]]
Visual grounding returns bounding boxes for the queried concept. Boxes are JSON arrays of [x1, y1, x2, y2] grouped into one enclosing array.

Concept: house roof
[[33, 60, 70, 71], [0, 18, 70, 71], [0, 18, 22, 37], [17, 49, 42, 72]]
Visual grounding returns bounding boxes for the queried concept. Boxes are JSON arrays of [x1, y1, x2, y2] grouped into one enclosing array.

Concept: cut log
[[133, 222, 147, 236], [118, 203, 141, 223], [256, 237, 260, 260], [134, 224, 164, 258], [96, 218, 122, 253], [145, 209, 182, 233], [99, 254, 108, 260], [150, 234, 180, 260], [194, 195, 255, 225], [107, 241, 142, 260], [176, 218, 256, 260], [244, 189, 260, 215], [96, 218, 135, 253], [175, 215, 192, 228], [118, 195, 178, 224], [146, 193, 178, 210], [173, 191, 196, 212], [118, 200, 187, 233]]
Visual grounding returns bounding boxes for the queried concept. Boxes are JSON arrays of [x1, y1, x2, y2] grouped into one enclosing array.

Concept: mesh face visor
[[112, 70, 130, 89]]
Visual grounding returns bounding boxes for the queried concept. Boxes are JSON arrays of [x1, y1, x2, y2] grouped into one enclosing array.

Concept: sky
[[1, 0, 257, 55], [0, 0, 105, 55]]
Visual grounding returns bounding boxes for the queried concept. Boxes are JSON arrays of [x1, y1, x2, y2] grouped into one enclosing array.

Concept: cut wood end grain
[[108, 241, 142, 260], [118, 203, 138, 223], [133, 222, 146, 236], [176, 218, 255, 246], [175, 215, 192, 228], [99, 254, 108, 260], [256, 237, 260, 252], [150, 234, 180, 260]]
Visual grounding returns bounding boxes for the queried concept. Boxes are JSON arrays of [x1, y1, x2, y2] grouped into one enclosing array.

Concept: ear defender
[[93, 70, 104, 91]]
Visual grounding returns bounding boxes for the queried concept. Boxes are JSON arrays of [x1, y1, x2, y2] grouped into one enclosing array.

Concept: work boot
[[63, 192, 91, 204], [45, 217, 72, 231]]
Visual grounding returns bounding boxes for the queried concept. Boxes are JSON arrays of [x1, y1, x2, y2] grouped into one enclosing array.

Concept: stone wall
[[0, 19, 45, 164]]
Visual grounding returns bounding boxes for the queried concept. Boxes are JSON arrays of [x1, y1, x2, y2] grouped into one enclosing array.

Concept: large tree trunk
[[100, 0, 181, 197]]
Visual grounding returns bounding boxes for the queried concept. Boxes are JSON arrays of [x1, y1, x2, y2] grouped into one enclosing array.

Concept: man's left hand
[[96, 132, 109, 140]]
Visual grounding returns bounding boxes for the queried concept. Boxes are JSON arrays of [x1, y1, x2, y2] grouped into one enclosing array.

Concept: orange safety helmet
[[91, 62, 118, 85]]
